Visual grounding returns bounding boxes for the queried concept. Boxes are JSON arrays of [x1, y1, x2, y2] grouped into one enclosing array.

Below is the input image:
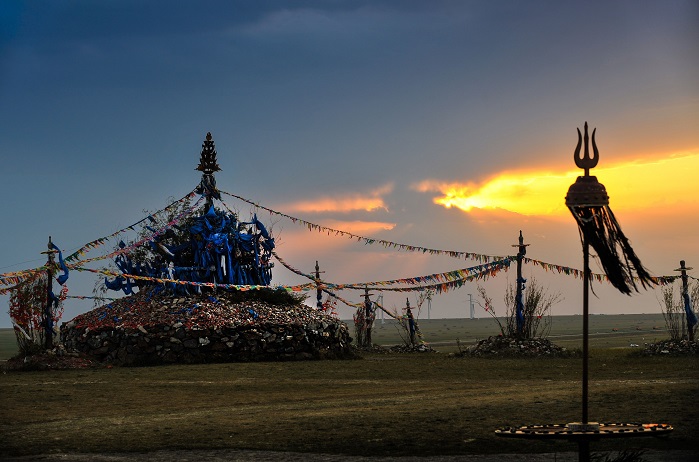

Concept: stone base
[[62, 321, 353, 366], [60, 289, 354, 366]]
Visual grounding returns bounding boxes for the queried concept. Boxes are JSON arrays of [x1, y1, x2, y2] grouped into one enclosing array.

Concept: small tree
[[660, 285, 683, 341], [659, 281, 698, 341], [382, 294, 429, 348], [478, 277, 561, 339], [353, 305, 366, 347]]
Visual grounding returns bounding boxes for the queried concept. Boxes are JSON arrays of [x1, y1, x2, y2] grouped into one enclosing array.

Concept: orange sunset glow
[[280, 184, 394, 214], [318, 219, 396, 234], [414, 151, 699, 217]]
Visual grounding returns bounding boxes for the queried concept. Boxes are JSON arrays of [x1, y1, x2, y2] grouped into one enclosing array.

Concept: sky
[[1, 0, 698, 328]]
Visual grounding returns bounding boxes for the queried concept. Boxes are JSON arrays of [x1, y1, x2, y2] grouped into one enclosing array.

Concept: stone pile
[[465, 335, 575, 357], [355, 343, 437, 354], [61, 288, 354, 366], [2, 345, 101, 371], [387, 343, 436, 353], [641, 339, 698, 356]]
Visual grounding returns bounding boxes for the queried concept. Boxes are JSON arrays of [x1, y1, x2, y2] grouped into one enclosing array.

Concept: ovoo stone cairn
[[62, 133, 354, 366], [61, 288, 353, 366]]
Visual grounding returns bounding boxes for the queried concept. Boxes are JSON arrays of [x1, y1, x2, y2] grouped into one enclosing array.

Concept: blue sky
[[1, 1, 698, 328]]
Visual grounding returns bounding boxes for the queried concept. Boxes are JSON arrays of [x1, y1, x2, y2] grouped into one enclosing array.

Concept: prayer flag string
[[523, 257, 677, 286], [66, 195, 204, 268], [220, 190, 504, 263], [65, 190, 197, 263]]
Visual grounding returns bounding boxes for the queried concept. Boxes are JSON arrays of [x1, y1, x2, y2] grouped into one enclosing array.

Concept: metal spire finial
[[195, 132, 222, 208], [196, 132, 221, 174]]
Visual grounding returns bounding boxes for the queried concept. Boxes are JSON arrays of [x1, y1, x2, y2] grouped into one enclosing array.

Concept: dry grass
[[1, 349, 697, 458]]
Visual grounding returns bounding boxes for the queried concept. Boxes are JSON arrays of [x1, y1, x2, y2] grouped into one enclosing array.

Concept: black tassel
[[568, 204, 654, 295]]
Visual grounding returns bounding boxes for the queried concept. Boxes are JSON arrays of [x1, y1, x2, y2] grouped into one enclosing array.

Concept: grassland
[[369, 313, 669, 351], [0, 313, 668, 360], [1, 314, 696, 459]]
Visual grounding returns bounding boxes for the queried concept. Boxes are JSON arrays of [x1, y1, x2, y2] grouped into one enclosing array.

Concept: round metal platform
[[495, 422, 673, 441]]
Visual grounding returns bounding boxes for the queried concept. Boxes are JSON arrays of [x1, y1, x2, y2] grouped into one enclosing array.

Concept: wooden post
[[363, 288, 374, 347], [512, 231, 529, 337], [675, 260, 695, 342], [44, 236, 55, 350], [314, 261, 325, 310]]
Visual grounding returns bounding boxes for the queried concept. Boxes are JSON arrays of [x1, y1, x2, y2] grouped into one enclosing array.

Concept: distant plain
[[0, 313, 670, 360]]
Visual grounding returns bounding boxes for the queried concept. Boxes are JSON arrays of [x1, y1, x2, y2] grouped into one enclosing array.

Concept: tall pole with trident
[[495, 124, 672, 460], [565, 122, 654, 459], [564, 123, 608, 460]]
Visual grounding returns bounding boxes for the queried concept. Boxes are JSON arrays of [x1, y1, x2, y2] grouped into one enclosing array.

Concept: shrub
[[478, 277, 561, 339]]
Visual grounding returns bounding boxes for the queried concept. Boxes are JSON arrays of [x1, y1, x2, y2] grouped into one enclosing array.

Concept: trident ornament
[[573, 122, 599, 177]]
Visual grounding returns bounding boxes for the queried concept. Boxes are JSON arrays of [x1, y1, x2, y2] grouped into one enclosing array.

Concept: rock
[[465, 335, 575, 358], [642, 339, 698, 356], [183, 338, 198, 349]]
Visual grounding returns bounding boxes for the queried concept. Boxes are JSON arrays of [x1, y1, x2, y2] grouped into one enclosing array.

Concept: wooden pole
[[44, 236, 55, 350], [364, 288, 373, 347], [315, 261, 324, 310], [677, 260, 695, 342], [512, 231, 529, 337]]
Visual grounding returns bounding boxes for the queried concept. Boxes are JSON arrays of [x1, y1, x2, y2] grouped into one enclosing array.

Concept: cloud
[[412, 172, 570, 217], [413, 150, 699, 217], [234, 3, 459, 40], [319, 219, 396, 234], [279, 183, 394, 214]]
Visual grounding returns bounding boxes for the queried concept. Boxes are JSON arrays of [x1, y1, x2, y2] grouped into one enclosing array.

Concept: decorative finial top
[[196, 132, 221, 174], [574, 122, 599, 176], [565, 122, 609, 208]]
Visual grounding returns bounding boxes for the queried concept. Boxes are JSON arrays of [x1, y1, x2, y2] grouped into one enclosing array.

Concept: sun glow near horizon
[[414, 151, 699, 217], [279, 183, 394, 214]]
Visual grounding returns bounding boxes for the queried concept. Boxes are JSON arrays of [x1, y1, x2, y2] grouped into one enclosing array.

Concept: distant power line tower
[[377, 294, 384, 324], [427, 291, 432, 319]]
